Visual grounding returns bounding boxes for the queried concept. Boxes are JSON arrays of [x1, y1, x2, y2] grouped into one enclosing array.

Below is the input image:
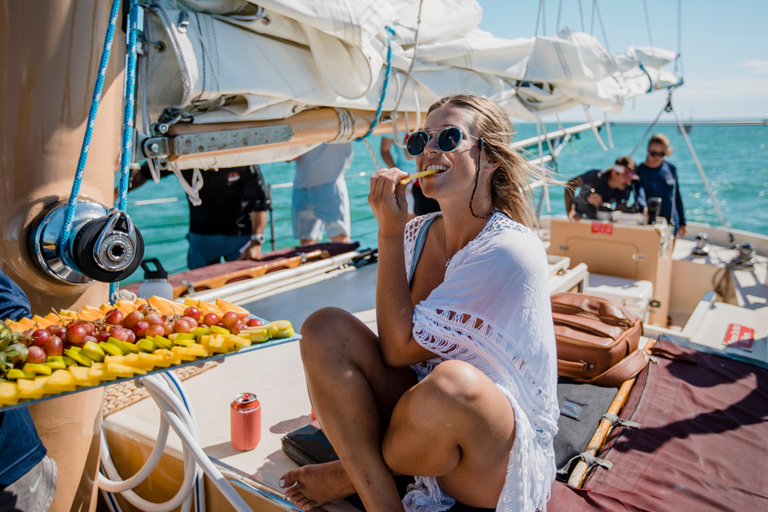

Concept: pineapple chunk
[[149, 349, 181, 367], [88, 363, 115, 383], [44, 370, 77, 393], [17, 377, 49, 399], [105, 363, 146, 379], [201, 334, 235, 353], [122, 353, 158, 371], [225, 334, 251, 348], [69, 366, 99, 387], [173, 343, 210, 359], [0, 382, 20, 405]]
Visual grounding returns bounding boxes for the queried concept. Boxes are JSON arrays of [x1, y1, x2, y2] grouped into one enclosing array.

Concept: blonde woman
[[280, 95, 558, 512]]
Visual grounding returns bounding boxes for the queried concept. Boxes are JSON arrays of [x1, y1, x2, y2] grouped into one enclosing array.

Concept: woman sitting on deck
[[280, 95, 559, 512]]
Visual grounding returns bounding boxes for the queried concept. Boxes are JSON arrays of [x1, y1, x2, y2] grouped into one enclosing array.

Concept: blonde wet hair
[[427, 94, 546, 229]]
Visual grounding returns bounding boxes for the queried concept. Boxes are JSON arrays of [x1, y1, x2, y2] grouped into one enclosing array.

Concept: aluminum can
[[230, 392, 261, 450]]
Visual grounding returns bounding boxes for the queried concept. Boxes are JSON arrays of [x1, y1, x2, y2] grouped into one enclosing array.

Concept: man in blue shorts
[[293, 143, 353, 245], [0, 267, 57, 512]]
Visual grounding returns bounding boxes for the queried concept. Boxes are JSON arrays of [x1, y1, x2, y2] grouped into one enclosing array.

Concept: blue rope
[[358, 26, 394, 140], [59, 0, 122, 272], [637, 61, 654, 93], [110, 0, 140, 302]]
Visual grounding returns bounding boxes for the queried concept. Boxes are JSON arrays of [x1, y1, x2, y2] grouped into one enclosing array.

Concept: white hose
[[97, 372, 245, 512]]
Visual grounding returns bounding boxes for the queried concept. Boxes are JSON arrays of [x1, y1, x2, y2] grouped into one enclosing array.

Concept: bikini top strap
[[408, 216, 437, 285]]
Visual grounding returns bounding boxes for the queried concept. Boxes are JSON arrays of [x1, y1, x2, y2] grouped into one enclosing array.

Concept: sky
[[476, 0, 768, 122]]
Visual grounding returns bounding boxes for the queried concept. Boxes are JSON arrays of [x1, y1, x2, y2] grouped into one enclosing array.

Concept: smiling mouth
[[423, 164, 449, 176]]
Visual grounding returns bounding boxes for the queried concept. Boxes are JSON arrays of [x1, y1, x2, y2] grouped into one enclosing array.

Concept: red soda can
[[230, 393, 261, 450]]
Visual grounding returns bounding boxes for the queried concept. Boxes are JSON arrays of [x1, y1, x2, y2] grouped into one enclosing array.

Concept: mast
[[0, 2, 124, 510]]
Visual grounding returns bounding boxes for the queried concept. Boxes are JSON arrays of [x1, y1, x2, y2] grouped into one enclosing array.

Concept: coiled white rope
[[98, 372, 251, 512]]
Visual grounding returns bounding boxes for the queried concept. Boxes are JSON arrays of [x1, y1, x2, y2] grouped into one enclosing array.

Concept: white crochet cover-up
[[401, 212, 559, 512]]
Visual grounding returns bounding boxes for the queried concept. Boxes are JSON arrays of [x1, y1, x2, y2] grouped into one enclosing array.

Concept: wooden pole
[[0, 1, 125, 510]]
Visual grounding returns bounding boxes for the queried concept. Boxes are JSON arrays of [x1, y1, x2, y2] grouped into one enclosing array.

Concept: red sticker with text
[[723, 323, 755, 350], [591, 223, 613, 235]]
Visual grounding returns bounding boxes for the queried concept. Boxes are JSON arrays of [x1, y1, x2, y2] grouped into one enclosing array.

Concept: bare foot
[[279, 461, 355, 511]]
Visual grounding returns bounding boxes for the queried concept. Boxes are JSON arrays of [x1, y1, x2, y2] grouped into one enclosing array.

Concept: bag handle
[[580, 348, 651, 387]]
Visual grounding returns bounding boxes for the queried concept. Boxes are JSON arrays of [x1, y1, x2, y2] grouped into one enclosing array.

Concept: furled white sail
[[141, 0, 680, 168]]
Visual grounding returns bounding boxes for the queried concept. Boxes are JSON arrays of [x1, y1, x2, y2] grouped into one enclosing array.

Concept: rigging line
[[670, 104, 731, 231], [534, 117, 551, 214], [603, 111, 614, 149], [590, 0, 596, 35], [358, 26, 393, 140], [556, 0, 564, 34], [59, 0, 122, 272], [391, 0, 423, 115], [643, 0, 655, 49], [628, 100, 667, 159], [582, 105, 608, 151], [593, 1, 611, 54], [675, 0, 684, 78], [578, 0, 585, 32], [534, 0, 544, 36]]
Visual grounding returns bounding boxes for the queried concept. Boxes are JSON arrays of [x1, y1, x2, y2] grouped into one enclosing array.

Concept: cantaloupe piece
[[116, 300, 137, 314], [17, 317, 36, 329], [148, 296, 186, 315], [31, 315, 54, 328], [215, 298, 250, 319], [196, 300, 223, 316]]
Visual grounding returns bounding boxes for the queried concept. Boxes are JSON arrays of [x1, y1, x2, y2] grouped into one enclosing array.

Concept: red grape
[[123, 311, 143, 329], [143, 312, 163, 326], [148, 324, 165, 337], [66, 324, 88, 345], [31, 329, 50, 348], [246, 318, 263, 327], [26, 346, 47, 364], [83, 335, 97, 344], [95, 331, 111, 343], [133, 321, 151, 338], [184, 307, 201, 322], [174, 319, 192, 333], [202, 313, 219, 327], [124, 330, 136, 344], [229, 323, 241, 335], [79, 321, 95, 335], [221, 312, 240, 330], [22, 328, 34, 339], [109, 327, 130, 342], [105, 309, 124, 325], [181, 316, 198, 329], [162, 321, 174, 336], [47, 325, 67, 338], [44, 336, 63, 357]]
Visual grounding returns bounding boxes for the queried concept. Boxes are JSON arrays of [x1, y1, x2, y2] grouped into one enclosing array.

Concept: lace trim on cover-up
[[402, 213, 559, 512]]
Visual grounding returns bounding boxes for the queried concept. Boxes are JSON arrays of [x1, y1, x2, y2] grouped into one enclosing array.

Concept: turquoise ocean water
[[123, 123, 768, 284]]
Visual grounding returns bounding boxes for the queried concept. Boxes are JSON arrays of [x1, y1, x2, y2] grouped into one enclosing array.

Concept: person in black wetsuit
[[0, 267, 57, 511], [564, 156, 644, 220], [130, 163, 271, 269]]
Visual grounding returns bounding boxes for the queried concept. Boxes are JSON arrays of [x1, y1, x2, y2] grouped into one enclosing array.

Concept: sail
[[141, 0, 680, 168]]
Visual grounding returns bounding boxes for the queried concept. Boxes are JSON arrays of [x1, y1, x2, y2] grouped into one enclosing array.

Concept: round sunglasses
[[405, 126, 480, 157]]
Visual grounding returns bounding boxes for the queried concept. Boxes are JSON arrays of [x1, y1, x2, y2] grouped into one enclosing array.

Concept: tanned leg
[[382, 360, 516, 508], [280, 307, 417, 512]]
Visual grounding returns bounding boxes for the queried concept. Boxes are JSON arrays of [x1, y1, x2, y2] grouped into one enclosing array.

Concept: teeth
[[425, 165, 448, 173]]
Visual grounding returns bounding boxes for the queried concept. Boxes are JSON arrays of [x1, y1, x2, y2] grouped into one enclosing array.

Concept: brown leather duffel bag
[[551, 292, 650, 387]]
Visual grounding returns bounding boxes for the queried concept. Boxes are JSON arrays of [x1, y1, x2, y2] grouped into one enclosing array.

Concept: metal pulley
[[28, 200, 144, 284]]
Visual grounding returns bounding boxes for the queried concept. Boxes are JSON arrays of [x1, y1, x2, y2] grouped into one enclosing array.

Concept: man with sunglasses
[[636, 133, 686, 238], [564, 156, 643, 220]]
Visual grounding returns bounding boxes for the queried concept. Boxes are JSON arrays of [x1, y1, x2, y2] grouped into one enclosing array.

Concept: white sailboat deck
[[103, 220, 768, 510]]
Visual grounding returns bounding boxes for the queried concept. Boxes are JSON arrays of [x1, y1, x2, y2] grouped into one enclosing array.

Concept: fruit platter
[[0, 295, 298, 412]]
